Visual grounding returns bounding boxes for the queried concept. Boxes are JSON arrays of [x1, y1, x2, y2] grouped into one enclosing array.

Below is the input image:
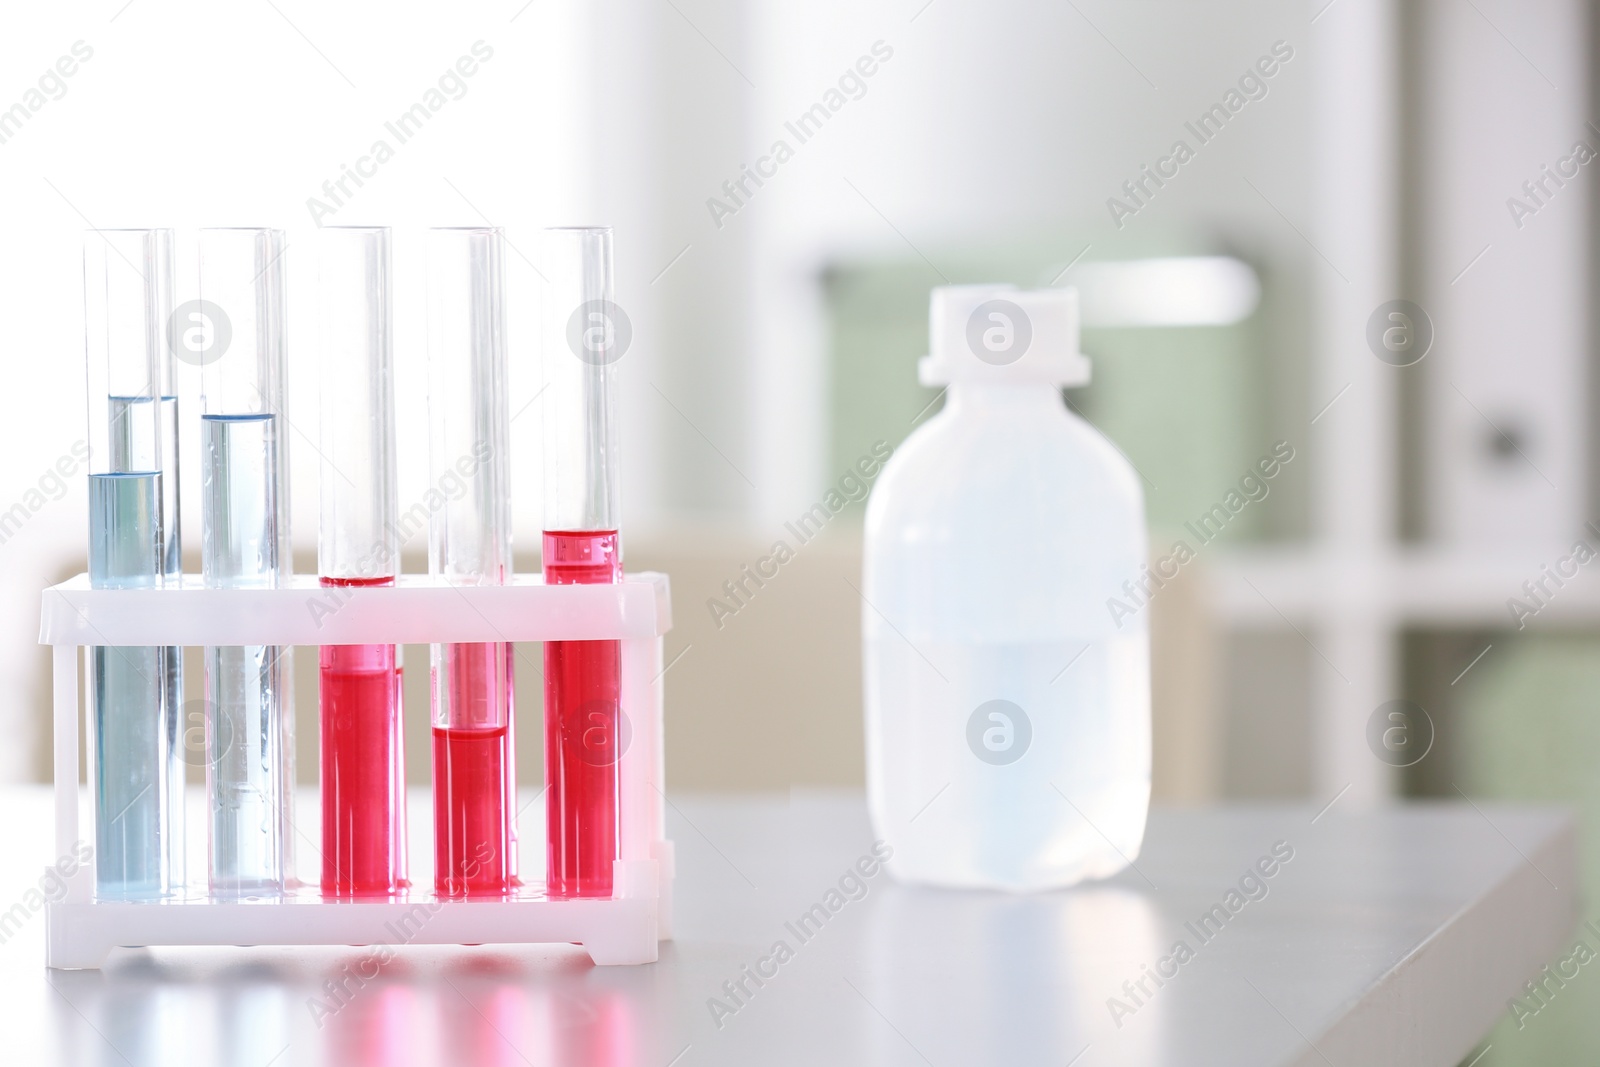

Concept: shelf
[[1208, 546, 1600, 627]]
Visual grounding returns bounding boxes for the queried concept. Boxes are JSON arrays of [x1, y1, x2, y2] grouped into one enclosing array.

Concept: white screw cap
[[918, 284, 1089, 388]]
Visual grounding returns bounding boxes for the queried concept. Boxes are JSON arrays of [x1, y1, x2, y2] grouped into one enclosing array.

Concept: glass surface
[[83, 229, 169, 478], [540, 227, 624, 898], [157, 395, 182, 580], [543, 530, 622, 899], [202, 414, 289, 895], [426, 227, 515, 896], [319, 625, 407, 897], [317, 227, 396, 582], [199, 228, 293, 896], [88, 472, 179, 899], [316, 227, 403, 896], [431, 647, 515, 897], [541, 227, 620, 533], [84, 228, 182, 900]]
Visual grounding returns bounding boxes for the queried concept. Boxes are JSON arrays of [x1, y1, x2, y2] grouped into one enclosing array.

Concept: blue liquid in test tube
[[84, 230, 183, 899], [197, 228, 293, 895], [203, 414, 289, 892], [89, 470, 178, 897]]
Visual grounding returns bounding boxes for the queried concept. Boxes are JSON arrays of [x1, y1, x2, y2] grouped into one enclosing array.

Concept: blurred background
[[1, 0, 1596, 1060]]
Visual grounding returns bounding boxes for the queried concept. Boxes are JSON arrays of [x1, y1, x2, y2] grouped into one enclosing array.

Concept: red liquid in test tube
[[316, 227, 407, 897], [543, 530, 622, 898], [432, 643, 516, 894], [319, 583, 406, 896], [540, 225, 626, 899], [426, 226, 517, 898]]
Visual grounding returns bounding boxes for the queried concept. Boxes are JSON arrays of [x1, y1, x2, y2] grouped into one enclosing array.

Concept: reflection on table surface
[[12, 791, 1532, 1065], [36, 861, 1172, 1066], [47, 944, 651, 1067]]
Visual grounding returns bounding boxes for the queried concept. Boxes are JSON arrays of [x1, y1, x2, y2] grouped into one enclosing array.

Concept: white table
[[0, 787, 1575, 1066]]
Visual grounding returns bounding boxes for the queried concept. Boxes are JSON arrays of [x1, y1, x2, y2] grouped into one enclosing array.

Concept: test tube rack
[[38, 572, 675, 969]]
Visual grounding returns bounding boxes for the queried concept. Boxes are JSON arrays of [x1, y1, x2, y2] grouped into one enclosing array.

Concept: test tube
[[198, 228, 293, 895], [316, 226, 406, 897], [83, 228, 183, 899], [154, 236, 184, 771], [542, 227, 623, 899], [426, 228, 515, 897]]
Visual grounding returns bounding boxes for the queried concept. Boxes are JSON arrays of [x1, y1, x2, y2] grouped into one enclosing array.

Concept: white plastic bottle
[[862, 284, 1150, 891]]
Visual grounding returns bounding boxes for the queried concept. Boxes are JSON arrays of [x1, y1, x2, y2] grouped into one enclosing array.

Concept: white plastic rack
[[38, 572, 674, 968]]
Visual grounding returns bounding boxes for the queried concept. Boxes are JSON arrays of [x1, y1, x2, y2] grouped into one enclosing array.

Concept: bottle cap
[[918, 284, 1089, 387]]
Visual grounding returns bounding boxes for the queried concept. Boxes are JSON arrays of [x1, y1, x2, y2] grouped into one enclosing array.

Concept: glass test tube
[[83, 228, 183, 899], [154, 237, 184, 765], [542, 227, 623, 899], [316, 227, 406, 896], [198, 228, 293, 895], [426, 228, 516, 897]]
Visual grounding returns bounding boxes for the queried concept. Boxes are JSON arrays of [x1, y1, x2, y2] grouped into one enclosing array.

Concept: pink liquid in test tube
[[427, 226, 517, 897], [542, 226, 626, 898], [319, 586, 405, 895], [317, 227, 407, 897], [544, 530, 621, 897], [432, 643, 516, 894]]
